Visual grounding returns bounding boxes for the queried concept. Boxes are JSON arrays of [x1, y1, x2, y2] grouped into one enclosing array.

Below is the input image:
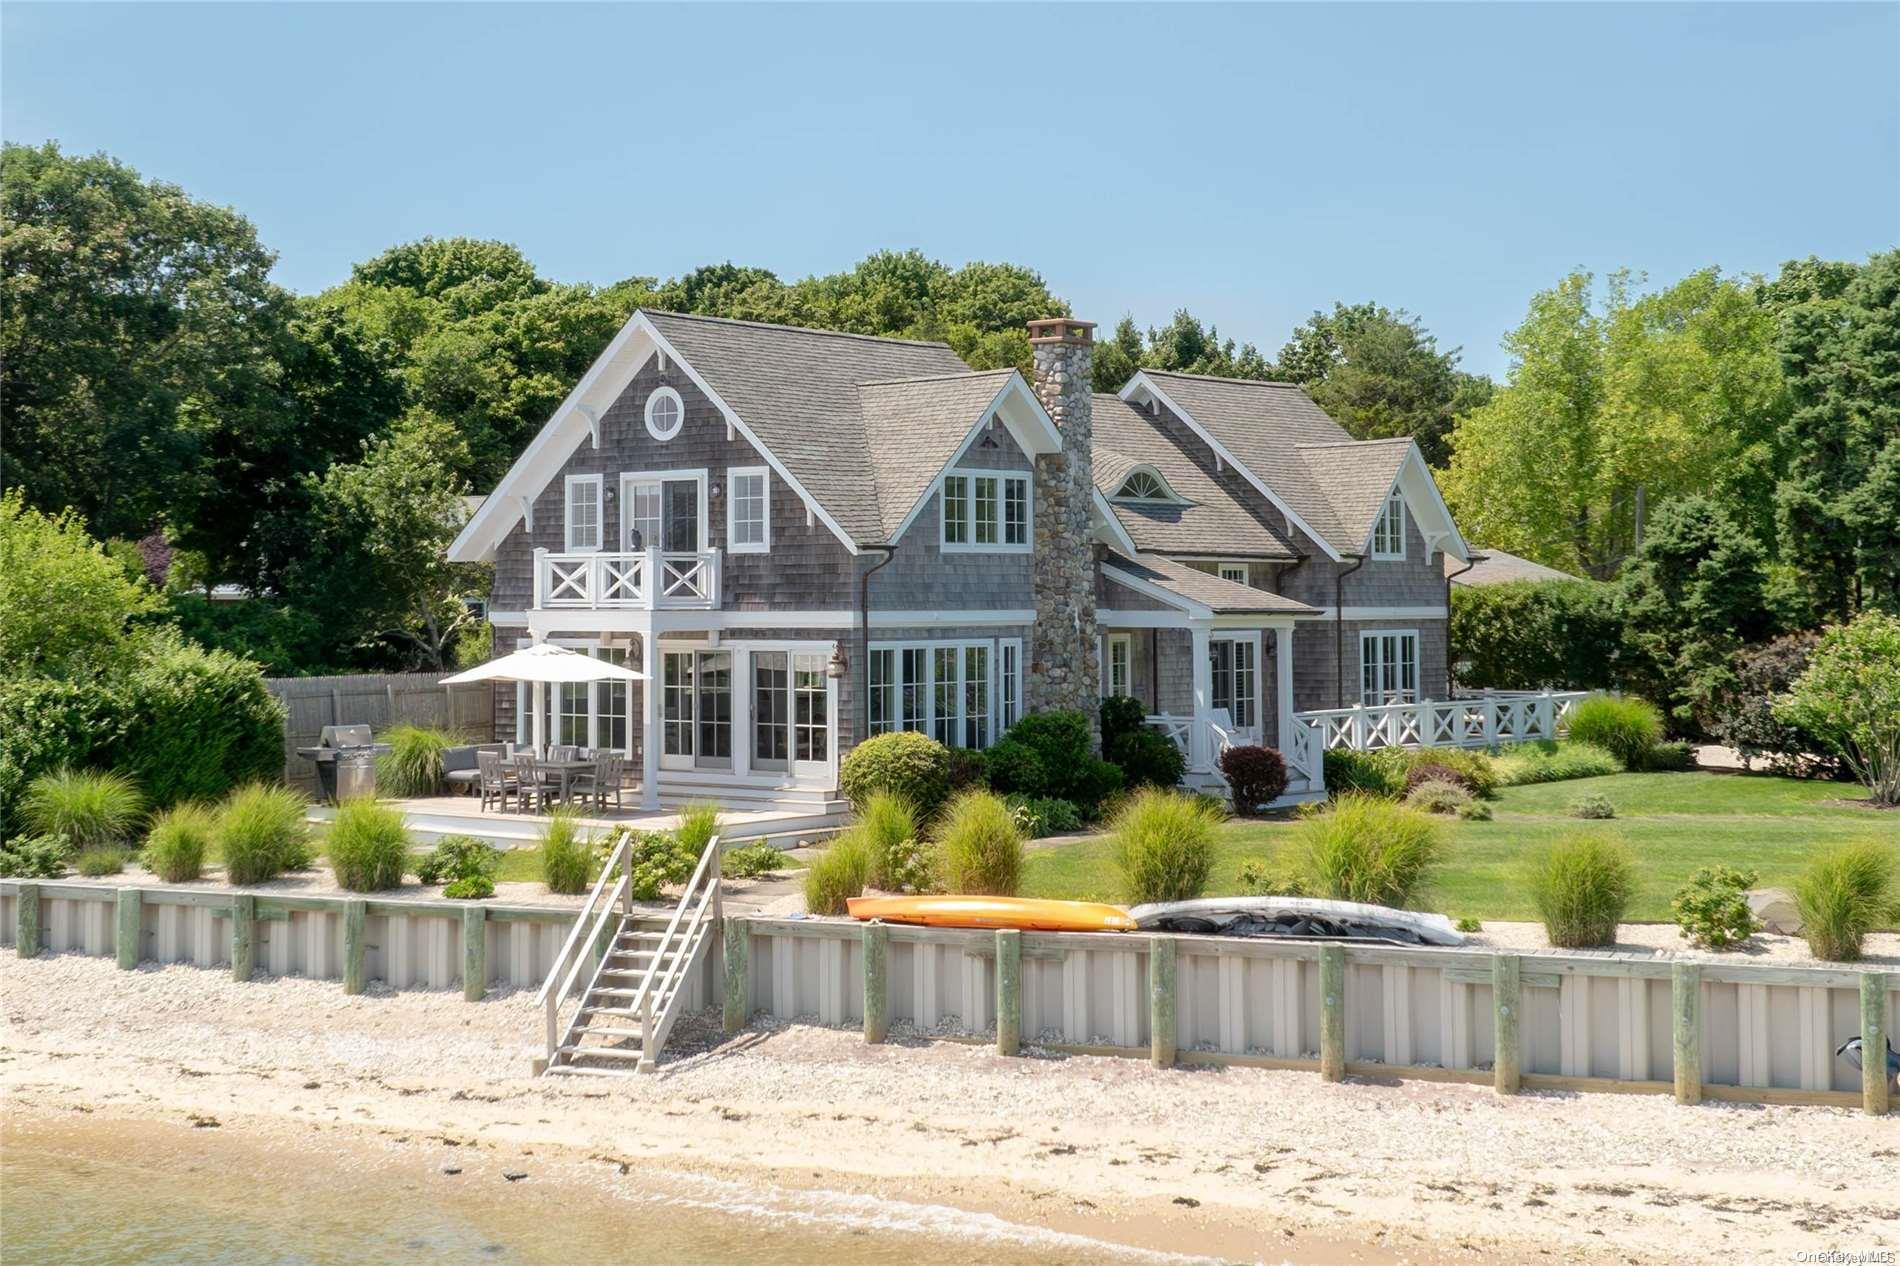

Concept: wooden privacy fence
[[266, 672, 495, 793]]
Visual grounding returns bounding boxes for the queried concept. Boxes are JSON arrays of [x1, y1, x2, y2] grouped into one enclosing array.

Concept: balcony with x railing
[[532, 547, 721, 611]]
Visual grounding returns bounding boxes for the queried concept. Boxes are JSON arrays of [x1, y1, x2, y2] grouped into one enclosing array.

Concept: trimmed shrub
[[23, 768, 144, 849], [839, 732, 951, 819], [443, 875, 495, 900], [935, 790, 1025, 896], [1527, 834, 1634, 947], [1407, 747, 1499, 799], [624, 829, 696, 900], [1322, 748, 1407, 798], [721, 842, 786, 880], [1776, 612, 1900, 805], [75, 847, 126, 877], [1794, 841, 1898, 962], [0, 835, 71, 879], [1002, 711, 1122, 815], [1109, 728, 1187, 791], [1450, 578, 1626, 694], [981, 740, 1047, 798], [326, 798, 410, 892], [1568, 793, 1616, 820], [1405, 779, 1471, 816], [803, 833, 874, 916], [0, 676, 126, 843], [1565, 695, 1664, 769], [216, 783, 311, 885], [675, 801, 722, 859], [945, 747, 988, 793], [377, 725, 458, 798], [414, 834, 500, 887], [1671, 866, 1760, 950], [1110, 788, 1219, 905], [1294, 794, 1443, 908], [540, 810, 592, 895], [143, 802, 215, 882], [1068, 758, 1126, 819], [1491, 740, 1623, 786], [1220, 745, 1288, 815]]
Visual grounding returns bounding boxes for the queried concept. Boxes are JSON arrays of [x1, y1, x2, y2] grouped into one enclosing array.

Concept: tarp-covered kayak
[[1126, 897, 1463, 946], [847, 896, 1137, 933]]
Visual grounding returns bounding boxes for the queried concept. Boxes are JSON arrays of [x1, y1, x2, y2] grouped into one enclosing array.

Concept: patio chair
[[476, 749, 518, 813], [511, 752, 560, 812], [574, 753, 626, 812]]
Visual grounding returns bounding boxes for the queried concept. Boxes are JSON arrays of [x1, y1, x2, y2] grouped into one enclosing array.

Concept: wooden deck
[[308, 792, 849, 850]]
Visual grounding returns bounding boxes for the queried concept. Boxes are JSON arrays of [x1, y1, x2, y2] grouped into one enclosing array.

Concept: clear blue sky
[[5, 2, 1896, 376]]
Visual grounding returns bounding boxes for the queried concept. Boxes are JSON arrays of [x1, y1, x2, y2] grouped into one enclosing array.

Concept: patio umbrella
[[440, 643, 646, 754]]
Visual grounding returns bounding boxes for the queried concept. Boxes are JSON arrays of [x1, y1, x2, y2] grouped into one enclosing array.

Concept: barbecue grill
[[294, 723, 392, 803]]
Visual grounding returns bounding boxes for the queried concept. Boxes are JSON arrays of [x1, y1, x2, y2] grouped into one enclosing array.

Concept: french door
[[661, 649, 732, 771], [621, 474, 702, 552], [1209, 634, 1260, 742]]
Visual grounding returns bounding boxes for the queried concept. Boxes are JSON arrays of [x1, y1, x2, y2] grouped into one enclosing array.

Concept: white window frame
[[618, 468, 709, 553], [726, 465, 771, 554], [940, 471, 1032, 554], [868, 637, 1008, 748], [1105, 632, 1132, 698], [564, 474, 603, 553], [644, 385, 685, 442], [999, 638, 1022, 733], [1111, 465, 1181, 504], [1360, 628, 1420, 707], [1371, 491, 1407, 560], [1217, 563, 1249, 586]]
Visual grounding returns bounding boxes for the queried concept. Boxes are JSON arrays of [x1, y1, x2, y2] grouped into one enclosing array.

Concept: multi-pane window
[[1114, 470, 1169, 501], [1210, 637, 1258, 730], [1106, 634, 1132, 698], [565, 475, 602, 551], [900, 648, 928, 731], [558, 680, 590, 746], [999, 642, 1020, 731], [753, 652, 790, 768], [1371, 492, 1406, 559], [792, 654, 828, 762], [624, 481, 662, 552], [871, 639, 1014, 749], [728, 467, 769, 552], [1360, 631, 1420, 706], [942, 473, 1030, 550], [597, 646, 630, 752], [1218, 563, 1248, 585], [963, 645, 989, 749], [932, 646, 961, 746]]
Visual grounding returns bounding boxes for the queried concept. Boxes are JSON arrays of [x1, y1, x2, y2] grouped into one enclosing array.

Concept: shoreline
[[5, 954, 1897, 1264]]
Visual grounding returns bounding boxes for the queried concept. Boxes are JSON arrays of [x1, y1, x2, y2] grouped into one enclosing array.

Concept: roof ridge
[[856, 368, 1015, 387], [1297, 437, 1414, 450], [640, 308, 953, 351], [1143, 368, 1303, 388]]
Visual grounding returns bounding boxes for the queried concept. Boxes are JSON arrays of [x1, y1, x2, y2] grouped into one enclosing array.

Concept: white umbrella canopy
[[439, 642, 646, 685]]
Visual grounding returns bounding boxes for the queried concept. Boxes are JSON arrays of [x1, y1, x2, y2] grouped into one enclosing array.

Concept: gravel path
[[5, 953, 1896, 1264]]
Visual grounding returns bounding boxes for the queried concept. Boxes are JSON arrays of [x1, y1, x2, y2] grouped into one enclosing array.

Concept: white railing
[[626, 832, 723, 1068], [533, 548, 720, 611], [1145, 710, 1243, 776], [1292, 689, 1590, 755], [536, 830, 634, 1068]]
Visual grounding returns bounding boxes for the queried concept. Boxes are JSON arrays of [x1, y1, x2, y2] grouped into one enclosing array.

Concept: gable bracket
[[517, 494, 535, 534], [577, 405, 600, 449]]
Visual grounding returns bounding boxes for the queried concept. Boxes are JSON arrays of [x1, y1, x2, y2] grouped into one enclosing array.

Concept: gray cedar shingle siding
[[871, 423, 1036, 611]]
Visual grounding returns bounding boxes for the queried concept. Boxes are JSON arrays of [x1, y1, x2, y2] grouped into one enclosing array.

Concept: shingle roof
[[1103, 551, 1319, 615], [1138, 370, 1402, 556], [1091, 395, 1301, 560], [1446, 548, 1584, 587], [1296, 438, 1413, 552], [858, 370, 1018, 540], [644, 311, 970, 545]]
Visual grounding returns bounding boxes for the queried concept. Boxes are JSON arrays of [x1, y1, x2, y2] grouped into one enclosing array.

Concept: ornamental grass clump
[[1491, 740, 1624, 786], [1526, 833, 1635, 948], [1565, 695, 1664, 769], [540, 809, 593, 895], [143, 802, 215, 882], [1568, 793, 1616, 820], [216, 783, 312, 885], [853, 791, 923, 890], [23, 768, 144, 850], [1405, 779, 1472, 816], [1294, 794, 1443, 909], [376, 725, 459, 797], [675, 801, 722, 859], [935, 790, 1025, 896], [1794, 840, 1898, 962], [75, 847, 126, 877], [1111, 788, 1219, 905], [803, 832, 874, 916], [326, 798, 410, 892]]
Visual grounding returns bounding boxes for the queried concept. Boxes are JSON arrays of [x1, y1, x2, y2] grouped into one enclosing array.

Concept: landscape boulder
[[1746, 887, 1802, 935]]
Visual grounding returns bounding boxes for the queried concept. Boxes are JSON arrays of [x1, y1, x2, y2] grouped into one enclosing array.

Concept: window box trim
[[726, 465, 771, 554]]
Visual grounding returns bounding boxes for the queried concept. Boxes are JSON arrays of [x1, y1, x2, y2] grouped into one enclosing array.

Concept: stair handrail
[[639, 837, 725, 1058], [535, 830, 631, 1008], [626, 833, 722, 1020]]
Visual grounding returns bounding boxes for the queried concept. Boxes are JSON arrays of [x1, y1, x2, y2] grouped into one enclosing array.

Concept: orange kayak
[[846, 895, 1136, 933]]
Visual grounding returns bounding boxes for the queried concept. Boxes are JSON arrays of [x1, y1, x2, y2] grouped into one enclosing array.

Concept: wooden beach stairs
[[534, 832, 722, 1077]]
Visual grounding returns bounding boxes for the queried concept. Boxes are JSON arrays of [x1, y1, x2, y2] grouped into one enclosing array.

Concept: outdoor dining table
[[525, 756, 601, 808]]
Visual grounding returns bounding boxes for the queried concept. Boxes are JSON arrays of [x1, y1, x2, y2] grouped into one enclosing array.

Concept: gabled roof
[[859, 369, 1021, 541], [1092, 394, 1301, 561], [1102, 551, 1319, 617], [1446, 548, 1584, 586], [1296, 437, 1413, 552]]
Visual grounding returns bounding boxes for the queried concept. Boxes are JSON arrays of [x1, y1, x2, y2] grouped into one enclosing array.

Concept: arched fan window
[[1115, 469, 1171, 501]]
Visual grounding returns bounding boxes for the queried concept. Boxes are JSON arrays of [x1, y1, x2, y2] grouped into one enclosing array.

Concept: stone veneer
[[1026, 318, 1101, 729]]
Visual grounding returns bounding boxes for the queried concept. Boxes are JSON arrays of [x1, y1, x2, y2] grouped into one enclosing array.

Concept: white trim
[[1099, 562, 1214, 620], [886, 373, 1062, 544], [644, 385, 685, 442], [1091, 489, 1141, 556], [563, 473, 603, 553], [618, 467, 710, 552], [1360, 444, 1471, 563], [726, 465, 771, 554], [1308, 605, 1448, 620], [1099, 608, 1302, 631], [526, 607, 1038, 636], [1370, 490, 1406, 560], [488, 610, 529, 627], [1118, 371, 1346, 562], [1105, 632, 1133, 698], [939, 469, 1033, 553], [1358, 627, 1421, 707], [1109, 464, 1186, 505]]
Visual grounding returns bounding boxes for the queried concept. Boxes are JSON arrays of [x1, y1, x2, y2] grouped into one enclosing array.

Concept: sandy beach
[[4, 953, 1896, 1264]]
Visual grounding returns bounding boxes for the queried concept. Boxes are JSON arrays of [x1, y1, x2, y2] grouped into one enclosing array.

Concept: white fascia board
[[885, 372, 1058, 545], [527, 608, 1038, 636], [1353, 444, 1468, 562], [1099, 562, 1214, 620], [1118, 372, 1346, 563], [1306, 605, 1450, 620], [1092, 489, 1140, 556]]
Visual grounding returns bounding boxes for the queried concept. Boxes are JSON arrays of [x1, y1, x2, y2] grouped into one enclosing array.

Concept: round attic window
[[644, 386, 684, 441]]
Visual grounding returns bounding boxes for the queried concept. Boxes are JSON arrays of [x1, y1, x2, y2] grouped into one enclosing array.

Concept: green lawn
[[1023, 771, 1899, 922]]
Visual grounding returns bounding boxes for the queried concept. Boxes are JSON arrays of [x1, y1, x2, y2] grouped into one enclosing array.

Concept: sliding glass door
[[660, 649, 732, 771]]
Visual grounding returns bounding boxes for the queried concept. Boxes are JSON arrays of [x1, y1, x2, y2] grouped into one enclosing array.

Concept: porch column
[[1189, 619, 1212, 773], [1275, 624, 1295, 760], [532, 681, 547, 755], [641, 632, 661, 810]]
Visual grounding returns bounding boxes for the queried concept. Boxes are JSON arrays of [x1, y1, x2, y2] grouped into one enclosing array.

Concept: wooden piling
[[115, 888, 141, 970], [1493, 954, 1521, 1094], [462, 905, 486, 1002], [995, 929, 1021, 1056], [1861, 971, 1889, 1117], [230, 894, 255, 982], [1319, 944, 1346, 1082], [863, 921, 890, 1044], [1672, 962, 1701, 1105], [723, 916, 748, 1036], [15, 881, 39, 959], [1149, 936, 1176, 1069], [342, 900, 367, 995]]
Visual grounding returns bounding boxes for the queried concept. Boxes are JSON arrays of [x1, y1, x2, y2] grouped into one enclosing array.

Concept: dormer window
[[1371, 491, 1407, 559], [1112, 467, 1179, 503]]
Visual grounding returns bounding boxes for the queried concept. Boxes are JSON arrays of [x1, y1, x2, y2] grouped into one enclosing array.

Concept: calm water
[[1, 1117, 1232, 1266]]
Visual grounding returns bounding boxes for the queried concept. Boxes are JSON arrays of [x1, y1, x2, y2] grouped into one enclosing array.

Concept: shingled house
[[447, 312, 1471, 812]]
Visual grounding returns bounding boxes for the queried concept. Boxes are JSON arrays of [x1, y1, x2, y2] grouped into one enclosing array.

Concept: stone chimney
[[1026, 317, 1100, 726]]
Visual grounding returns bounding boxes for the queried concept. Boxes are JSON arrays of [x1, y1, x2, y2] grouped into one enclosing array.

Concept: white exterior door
[[1209, 633, 1262, 745]]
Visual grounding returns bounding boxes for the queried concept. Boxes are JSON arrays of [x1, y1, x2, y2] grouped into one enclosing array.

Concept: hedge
[[1449, 579, 1630, 692]]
